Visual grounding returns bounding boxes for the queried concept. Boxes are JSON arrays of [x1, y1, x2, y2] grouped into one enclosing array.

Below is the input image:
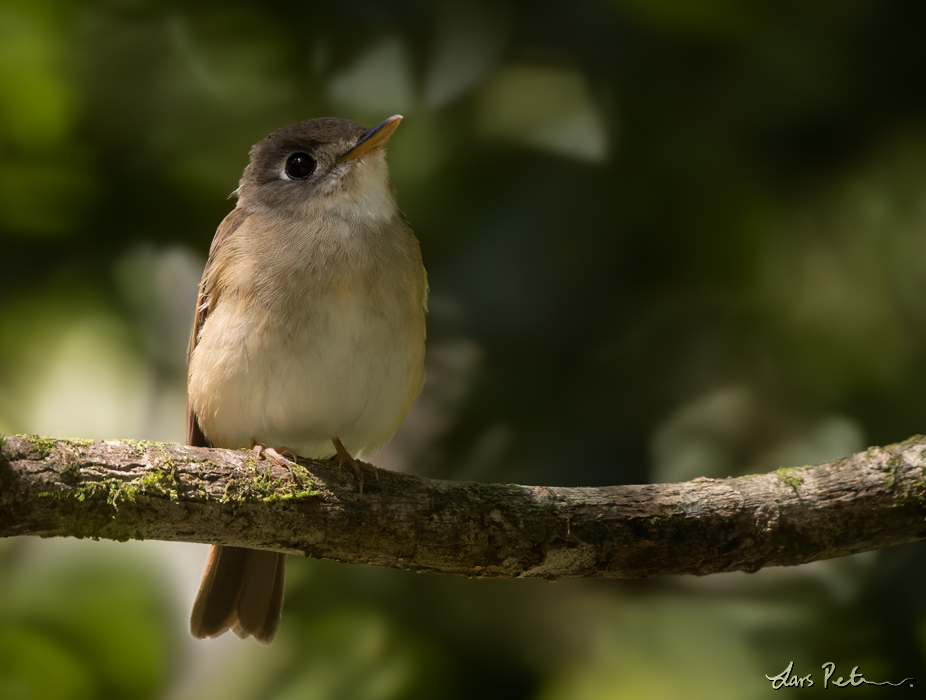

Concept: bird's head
[[237, 115, 403, 222]]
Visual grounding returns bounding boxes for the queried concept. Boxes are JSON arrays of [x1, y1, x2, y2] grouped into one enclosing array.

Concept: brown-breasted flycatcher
[[187, 115, 427, 643]]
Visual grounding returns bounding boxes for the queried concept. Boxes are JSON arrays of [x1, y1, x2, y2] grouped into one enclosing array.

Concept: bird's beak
[[339, 115, 403, 162]]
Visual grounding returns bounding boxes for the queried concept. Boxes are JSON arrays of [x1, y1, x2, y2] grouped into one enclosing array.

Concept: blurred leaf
[[0, 2, 97, 237], [539, 596, 785, 700], [755, 134, 926, 400], [424, 1, 508, 108], [617, 0, 760, 38], [274, 610, 430, 700], [0, 1, 74, 149], [328, 37, 414, 117], [0, 154, 97, 237], [0, 552, 172, 700], [477, 64, 609, 162], [0, 625, 98, 700]]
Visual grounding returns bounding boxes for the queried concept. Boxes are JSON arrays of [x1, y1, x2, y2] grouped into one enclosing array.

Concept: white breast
[[188, 204, 426, 459], [189, 285, 424, 458]]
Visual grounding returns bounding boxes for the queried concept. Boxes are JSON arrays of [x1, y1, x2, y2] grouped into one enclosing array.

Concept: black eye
[[284, 152, 316, 179]]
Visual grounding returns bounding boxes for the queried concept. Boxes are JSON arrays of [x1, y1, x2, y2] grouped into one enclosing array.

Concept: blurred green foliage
[[3, 0, 926, 697]]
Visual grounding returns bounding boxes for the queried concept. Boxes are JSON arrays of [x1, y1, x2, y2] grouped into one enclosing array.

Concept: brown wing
[[186, 206, 285, 645], [186, 207, 251, 447]]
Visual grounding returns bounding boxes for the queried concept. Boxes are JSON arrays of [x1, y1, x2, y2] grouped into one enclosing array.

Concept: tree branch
[[2, 433, 925, 579]]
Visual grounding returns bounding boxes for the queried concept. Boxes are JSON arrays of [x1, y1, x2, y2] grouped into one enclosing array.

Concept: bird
[[185, 115, 427, 644]]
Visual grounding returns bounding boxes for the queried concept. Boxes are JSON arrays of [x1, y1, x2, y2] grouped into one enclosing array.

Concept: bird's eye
[[284, 152, 316, 180]]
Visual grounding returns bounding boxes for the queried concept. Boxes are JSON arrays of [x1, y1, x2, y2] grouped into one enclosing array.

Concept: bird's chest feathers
[[236, 235, 412, 365], [189, 220, 424, 454]]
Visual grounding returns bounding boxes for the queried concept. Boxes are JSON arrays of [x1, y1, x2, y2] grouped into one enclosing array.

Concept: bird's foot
[[250, 441, 298, 479], [332, 437, 378, 494]]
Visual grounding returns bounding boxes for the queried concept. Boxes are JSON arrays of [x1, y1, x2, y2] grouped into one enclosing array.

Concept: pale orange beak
[[338, 114, 403, 162]]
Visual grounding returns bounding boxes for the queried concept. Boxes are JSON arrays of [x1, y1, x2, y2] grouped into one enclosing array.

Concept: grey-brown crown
[[236, 118, 370, 207]]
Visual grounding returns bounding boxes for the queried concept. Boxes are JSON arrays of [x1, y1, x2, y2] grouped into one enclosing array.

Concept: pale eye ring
[[284, 152, 316, 180]]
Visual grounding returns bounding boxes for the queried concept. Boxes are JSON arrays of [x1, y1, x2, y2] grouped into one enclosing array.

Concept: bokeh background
[[2, 0, 926, 697]]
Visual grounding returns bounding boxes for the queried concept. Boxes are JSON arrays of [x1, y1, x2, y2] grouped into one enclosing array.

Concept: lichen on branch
[[2, 433, 926, 579]]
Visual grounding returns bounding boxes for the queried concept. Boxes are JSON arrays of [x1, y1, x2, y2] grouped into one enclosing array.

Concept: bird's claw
[[332, 437, 379, 494], [250, 441, 298, 479]]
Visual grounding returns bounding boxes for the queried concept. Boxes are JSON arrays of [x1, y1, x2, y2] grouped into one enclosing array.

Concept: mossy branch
[[2, 433, 926, 579]]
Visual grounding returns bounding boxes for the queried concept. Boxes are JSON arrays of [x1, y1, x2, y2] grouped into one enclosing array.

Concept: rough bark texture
[[2, 434, 926, 579]]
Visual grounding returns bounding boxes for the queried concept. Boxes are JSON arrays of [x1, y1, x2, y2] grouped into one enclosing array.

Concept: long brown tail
[[190, 545, 286, 645]]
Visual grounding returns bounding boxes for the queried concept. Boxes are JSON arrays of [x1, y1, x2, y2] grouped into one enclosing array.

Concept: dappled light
[[4, 0, 926, 697]]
